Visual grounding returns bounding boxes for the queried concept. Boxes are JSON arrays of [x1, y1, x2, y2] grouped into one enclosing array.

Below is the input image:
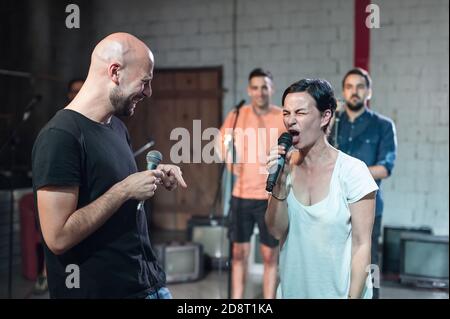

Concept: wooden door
[[123, 68, 223, 230]]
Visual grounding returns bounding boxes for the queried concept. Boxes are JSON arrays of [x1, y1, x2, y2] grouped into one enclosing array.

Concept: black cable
[[226, 102, 242, 299]]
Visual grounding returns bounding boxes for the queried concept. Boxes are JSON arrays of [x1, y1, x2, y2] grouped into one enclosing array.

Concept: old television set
[[382, 226, 433, 276], [188, 217, 229, 270], [154, 242, 204, 284], [399, 233, 449, 288]]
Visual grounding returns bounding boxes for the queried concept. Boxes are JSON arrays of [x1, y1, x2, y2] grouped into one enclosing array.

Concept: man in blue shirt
[[329, 68, 397, 299]]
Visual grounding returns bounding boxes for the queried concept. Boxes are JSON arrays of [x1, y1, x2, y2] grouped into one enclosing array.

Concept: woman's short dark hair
[[281, 78, 337, 132]]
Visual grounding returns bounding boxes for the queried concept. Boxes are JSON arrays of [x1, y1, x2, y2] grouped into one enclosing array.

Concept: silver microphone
[[332, 98, 346, 149], [133, 138, 155, 157], [137, 150, 163, 211]]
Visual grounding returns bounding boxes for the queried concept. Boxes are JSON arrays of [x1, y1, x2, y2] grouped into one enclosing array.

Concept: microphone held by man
[[136, 150, 188, 211]]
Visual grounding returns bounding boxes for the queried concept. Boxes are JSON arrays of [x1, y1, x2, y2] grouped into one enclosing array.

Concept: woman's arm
[[265, 177, 290, 240], [348, 191, 376, 298]]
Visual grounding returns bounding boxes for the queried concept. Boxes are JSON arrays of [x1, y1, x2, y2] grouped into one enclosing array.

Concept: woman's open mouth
[[288, 129, 300, 144]]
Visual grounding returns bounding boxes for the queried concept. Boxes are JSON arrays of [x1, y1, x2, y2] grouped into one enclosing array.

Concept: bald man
[[32, 33, 186, 299]]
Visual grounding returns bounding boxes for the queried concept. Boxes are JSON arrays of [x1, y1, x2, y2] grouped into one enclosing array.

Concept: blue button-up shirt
[[330, 108, 397, 216]]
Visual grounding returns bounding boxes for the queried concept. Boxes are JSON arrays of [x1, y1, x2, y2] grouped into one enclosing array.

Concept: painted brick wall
[[91, 0, 448, 234], [371, 0, 449, 235], [92, 0, 354, 114]]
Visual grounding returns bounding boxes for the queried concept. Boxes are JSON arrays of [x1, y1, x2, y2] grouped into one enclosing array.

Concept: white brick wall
[[371, 0, 449, 235], [94, 0, 353, 113], [92, 0, 448, 235]]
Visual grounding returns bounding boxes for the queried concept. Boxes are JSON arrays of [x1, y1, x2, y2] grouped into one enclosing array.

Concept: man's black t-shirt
[[32, 109, 165, 298]]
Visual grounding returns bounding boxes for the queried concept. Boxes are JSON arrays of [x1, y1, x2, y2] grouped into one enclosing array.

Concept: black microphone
[[22, 94, 42, 121], [137, 150, 163, 211], [235, 99, 245, 111], [265, 132, 293, 193]]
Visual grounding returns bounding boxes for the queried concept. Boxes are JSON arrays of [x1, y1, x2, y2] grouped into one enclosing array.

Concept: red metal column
[[354, 0, 371, 71]]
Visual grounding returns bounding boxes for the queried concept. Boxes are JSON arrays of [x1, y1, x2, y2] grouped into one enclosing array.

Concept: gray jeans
[[371, 215, 382, 299]]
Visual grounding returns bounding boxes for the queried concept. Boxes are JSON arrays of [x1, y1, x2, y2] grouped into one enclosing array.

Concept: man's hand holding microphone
[[118, 151, 187, 208]]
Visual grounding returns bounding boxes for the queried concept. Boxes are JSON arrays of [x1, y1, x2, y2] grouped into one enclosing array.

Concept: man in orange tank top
[[219, 68, 286, 299]]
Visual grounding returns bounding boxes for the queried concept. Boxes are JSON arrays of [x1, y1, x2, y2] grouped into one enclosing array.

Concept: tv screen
[[382, 226, 432, 274], [155, 243, 203, 283], [166, 247, 196, 274], [192, 226, 229, 259], [400, 234, 449, 288], [402, 237, 449, 278]]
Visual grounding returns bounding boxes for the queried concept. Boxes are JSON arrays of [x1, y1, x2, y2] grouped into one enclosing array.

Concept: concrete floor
[[1, 267, 448, 299], [1, 230, 447, 299]]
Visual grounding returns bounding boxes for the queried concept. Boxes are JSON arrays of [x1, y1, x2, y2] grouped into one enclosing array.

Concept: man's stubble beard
[[345, 97, 365, 112], [110, 86, 134, 117]]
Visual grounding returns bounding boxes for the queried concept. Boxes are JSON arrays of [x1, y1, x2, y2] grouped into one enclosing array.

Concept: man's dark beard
[[110, 87, 133, 117], [346, 98, 365, 112]]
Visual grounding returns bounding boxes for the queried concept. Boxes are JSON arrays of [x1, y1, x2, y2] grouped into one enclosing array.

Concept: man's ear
[[269, 83, 275, 96], [108, 63, 121, 85], [321, 109, 333, 129], [366, 87, 373, 100]]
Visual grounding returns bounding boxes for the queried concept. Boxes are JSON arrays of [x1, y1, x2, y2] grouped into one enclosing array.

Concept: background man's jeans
[[145, 287, 172, 299]]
